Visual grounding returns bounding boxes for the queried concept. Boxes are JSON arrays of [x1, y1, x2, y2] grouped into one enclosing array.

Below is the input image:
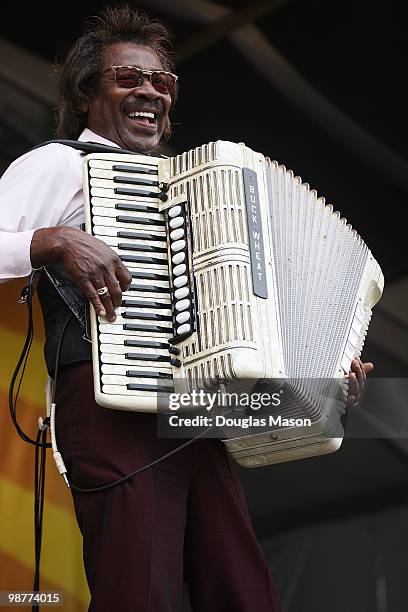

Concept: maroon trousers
[[55, 363, 282, 612]]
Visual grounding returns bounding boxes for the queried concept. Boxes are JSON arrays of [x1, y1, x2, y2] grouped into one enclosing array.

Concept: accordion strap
[[41, 266, 91, 341], [30, 139, 139, 156]]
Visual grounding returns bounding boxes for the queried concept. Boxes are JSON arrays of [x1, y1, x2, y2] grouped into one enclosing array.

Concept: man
[[0, 5, 372, 611]]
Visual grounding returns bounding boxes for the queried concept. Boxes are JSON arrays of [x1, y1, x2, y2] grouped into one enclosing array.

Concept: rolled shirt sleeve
[[0, 143, 84, 282]]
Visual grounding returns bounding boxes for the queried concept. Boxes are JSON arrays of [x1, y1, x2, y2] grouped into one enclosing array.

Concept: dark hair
[[55, 4, 176, 141]]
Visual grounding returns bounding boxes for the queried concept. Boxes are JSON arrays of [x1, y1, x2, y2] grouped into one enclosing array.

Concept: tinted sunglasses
[[103, 65, 178, 96]]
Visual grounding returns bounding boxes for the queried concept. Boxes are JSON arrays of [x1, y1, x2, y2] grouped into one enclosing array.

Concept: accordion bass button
[[169, 217, 184, 229], [177, 323, 191, 336], [174, 286, 189, 299], [168, 205, 182, 218], [173, 263, 186, 276], [174, 275, 188, 288], [170, 228, 184, 241], [176, 311, 190, 324], [171, 240, 186, 253], [175, 298, 190, 311], [172, 252, 185, 265]]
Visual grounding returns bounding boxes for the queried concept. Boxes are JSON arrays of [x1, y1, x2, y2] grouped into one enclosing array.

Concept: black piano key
[[112, 164, 157, 175], [129, 284, 170, 294], [116, 215, 165, 226], [127, 383, 173, 392], [120, 254, 166, 265], [118, 242, 167, 253], [125, 352, 171, 362], [123, 323, 173, 333], [117, 230, 164, 241], [124, 339, 169, 349], [114, 175, 159, 187], [122, 311, 172, 321], [122, 299, 170, 309], [115, 202, 159, 213], [130, 271, 169, 280], [115, 187, 159, 198], [126, 370, 172, 379]]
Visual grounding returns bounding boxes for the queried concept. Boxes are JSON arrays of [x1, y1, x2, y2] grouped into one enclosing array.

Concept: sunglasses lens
[[151, 72, 176, 95], [115, 67, 143, 88]]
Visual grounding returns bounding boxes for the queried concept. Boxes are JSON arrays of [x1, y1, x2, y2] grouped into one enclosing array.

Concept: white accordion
[[83, 140, 383, 466]]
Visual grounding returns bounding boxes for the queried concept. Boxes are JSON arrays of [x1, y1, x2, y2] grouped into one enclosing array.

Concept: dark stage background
[[1, 1, 407, 611]]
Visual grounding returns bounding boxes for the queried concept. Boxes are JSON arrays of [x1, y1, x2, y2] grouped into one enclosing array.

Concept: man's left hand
[[347, 357, 374, 408]]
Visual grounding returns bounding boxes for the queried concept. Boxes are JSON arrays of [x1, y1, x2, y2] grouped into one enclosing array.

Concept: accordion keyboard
[[84, 155, 179, 410]]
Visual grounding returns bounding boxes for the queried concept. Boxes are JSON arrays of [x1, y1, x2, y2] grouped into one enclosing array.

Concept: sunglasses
[[103, 65, 178, 96]]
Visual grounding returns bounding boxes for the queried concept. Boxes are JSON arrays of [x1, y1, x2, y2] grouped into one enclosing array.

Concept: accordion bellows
[[83, 141, 383, 466]]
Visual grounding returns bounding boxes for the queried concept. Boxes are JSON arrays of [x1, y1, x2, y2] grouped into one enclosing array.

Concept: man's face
[[87, 43, 172, 153]]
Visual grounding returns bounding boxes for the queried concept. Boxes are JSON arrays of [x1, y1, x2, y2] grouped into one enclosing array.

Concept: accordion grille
[[174, 165, 257, 380]]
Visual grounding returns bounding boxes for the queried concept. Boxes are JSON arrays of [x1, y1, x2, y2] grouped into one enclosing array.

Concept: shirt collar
[[78, 128, 120, 148]]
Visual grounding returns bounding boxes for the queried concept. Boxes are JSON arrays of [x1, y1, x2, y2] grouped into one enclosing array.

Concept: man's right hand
[[30, 227, 132, 322]]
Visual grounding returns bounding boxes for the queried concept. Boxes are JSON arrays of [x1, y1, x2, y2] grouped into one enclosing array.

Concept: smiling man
[[0, 5, 285, 612], [0, 4, 372, 611]]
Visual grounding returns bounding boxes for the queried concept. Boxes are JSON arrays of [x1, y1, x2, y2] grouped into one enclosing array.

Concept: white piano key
[[90, 169, 159, 181], [112, 245, 168, 258], [97, 235, 167, 249], [102, 385, 173, 396], [101, 363, 171, 376], [100, 344, 171, 356], [92, 206, 163, 222], [91, 187, 161, 201], [94, 225, 166, 239], [91, 196, 160, 210], [100, 333, 172, 345], [89, 159, 158, 173], [99, 323, 171, 338], [99, 314, 173, 328], [92, 216, 165, 233], [100, 353, 171, 367], [102, 375, 171, 386], [90, 177, 160, 193]]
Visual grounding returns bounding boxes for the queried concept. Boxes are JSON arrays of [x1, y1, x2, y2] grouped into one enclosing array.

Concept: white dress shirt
[[0, 129, 119, 282]]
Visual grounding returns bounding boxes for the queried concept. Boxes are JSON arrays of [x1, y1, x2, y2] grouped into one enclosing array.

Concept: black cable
[[8, 273, 50, 448], [33, 425, 48, 612]]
